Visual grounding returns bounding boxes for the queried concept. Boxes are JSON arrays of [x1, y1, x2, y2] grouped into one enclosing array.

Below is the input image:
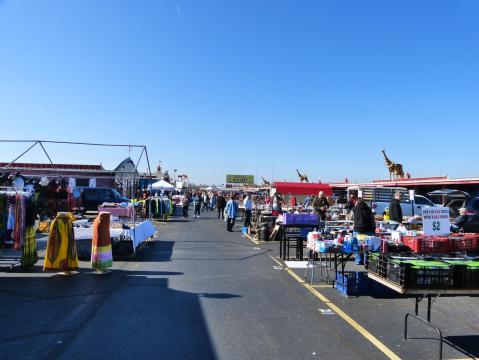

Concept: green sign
[[226, 174, 254, 184]]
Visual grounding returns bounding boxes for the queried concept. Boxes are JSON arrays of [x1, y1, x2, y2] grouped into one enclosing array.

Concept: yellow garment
[[43, 212, 79, 271], [357, 234, 368, 241]]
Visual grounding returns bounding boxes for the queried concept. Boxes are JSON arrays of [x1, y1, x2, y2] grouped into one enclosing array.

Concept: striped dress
[[91, 212, 113, 271]]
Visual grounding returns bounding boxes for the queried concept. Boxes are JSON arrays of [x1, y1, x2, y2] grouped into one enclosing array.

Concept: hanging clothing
[[7, 201, 15, 231], [91, 212, 113, 272], [4, 196, 16, 244], [0, 195, 7, 244], [13, 194, 26, 250], [21, 198, 38, 267], [21, 226, 38, 267], [44, 212, 79, 272]]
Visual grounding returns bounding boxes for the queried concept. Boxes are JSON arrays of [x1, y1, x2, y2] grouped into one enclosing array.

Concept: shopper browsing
[[289, 193, 297, 208], [202, 192, 210, 212], [389, 191, 403, 224], [352, 197, 376, 236], [243, 194, 253, 227], [226, 194, 239, 232], [181, 193, 190, 218], [217, 193, 226, 219], [192, 192, 202, 218], [313, 191, 329, 221]]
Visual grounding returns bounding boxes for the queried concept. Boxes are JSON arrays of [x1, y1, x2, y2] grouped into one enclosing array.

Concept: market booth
[[296, 204, 479, 360], [271, 182, 333, 198]]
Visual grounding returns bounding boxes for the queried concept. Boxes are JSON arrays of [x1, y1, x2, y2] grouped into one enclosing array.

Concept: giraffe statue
[[296, 169, 309, 183], [381, 150, 405, 180], [261, 176, 270, 186]]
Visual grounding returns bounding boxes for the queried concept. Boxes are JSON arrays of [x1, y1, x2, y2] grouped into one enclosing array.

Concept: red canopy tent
[[272, 182, 333, 196]]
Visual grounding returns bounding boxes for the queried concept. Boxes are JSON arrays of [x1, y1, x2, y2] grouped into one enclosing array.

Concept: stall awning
[[272, 182, 333, 196]]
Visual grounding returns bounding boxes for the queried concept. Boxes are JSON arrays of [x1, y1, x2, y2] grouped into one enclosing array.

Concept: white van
[[346, 186, 437, 217]]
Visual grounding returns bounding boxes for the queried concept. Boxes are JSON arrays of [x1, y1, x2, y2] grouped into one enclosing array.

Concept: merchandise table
[[74, 220, 156, 257], [304, 249, 361, 285], [98, 206, 134, 218], [278, 223, 319, 260], [368, 272, 479, 360]]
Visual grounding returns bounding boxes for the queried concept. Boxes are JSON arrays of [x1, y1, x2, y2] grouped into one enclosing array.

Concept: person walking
[[226, 194, 239, 232], [389, 191, 403, 224], [202, 192, 209, 212], [217, 193, 226, 219], [192, 192, 202, 218], [181, 193, 190, 218], [210, 192, 217, 211], [243, 193, 253, 227]]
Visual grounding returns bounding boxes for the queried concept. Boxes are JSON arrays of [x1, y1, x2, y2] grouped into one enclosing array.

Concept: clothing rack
[[0, 188, 32, 270]]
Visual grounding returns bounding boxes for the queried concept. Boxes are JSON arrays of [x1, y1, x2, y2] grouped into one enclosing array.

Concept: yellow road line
[[244, 232, 260, 245], [269, 255, 401, 360]]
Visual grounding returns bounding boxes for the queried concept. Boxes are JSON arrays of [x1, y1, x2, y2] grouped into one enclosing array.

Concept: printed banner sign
[[226, 174, 254, 184]]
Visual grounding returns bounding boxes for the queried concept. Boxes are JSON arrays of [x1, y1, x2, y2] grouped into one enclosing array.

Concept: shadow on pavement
[[0, 268, 240, 360], [445, 335, 479, 358]]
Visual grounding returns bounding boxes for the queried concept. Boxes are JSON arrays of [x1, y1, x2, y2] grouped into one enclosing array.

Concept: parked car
[[427, 189, 473, 218], [451, 214, 479, 233], [72, 187, 130, 212], [347, 186, 438, 217]]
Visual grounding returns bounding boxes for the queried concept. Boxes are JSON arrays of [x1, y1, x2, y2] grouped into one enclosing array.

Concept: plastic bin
[[402, 236, 451, 254], [336, 272, 368, 296], [442, 259, 479, 288], [387, 259, 455, 289], [449, 234, 479, 252]]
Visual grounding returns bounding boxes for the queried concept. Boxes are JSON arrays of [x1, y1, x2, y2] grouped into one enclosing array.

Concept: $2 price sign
[[422, 207, 450, 236]]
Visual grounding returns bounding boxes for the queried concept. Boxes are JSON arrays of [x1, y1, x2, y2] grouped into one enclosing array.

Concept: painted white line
[[318, 308, 336, 315]]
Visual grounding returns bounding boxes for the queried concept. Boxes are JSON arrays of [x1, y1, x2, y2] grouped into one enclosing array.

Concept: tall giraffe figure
[[261, 176, 270, 186], [381, 150, 404, 180], [296, 169, 309, 183]]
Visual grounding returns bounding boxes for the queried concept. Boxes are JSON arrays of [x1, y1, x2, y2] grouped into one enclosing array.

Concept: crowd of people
[[179, 190, 241, 232], [151, 187, 404, 237]]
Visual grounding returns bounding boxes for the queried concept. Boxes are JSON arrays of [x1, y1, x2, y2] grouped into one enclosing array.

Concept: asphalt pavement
[[1, 210, 479, 360]]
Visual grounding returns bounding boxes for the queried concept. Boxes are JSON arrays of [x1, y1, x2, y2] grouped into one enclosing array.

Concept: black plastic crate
[[451, 265, 479, 288], [366, 253, 388, 277], [387, 262, 456, 289]]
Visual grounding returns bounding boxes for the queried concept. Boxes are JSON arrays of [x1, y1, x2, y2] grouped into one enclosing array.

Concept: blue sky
[[0, 0, 478, 184]]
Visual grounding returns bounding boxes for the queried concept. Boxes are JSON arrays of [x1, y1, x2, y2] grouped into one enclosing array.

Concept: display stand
[[278, 223, 319, 260], [304, 249, 334, 284], [304, 249, 360, 286], [0, 186, 32, 271], [0, 139, 155, 258], [368, 272, 479, 360]]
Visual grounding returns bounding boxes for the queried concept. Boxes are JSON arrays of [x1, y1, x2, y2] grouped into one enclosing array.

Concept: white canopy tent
[[150, 179, 175, 191]]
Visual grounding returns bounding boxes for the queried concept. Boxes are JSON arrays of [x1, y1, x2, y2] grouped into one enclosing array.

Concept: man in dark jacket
[[313, 191, 329, 221], [352, 198, 376, 236], [344, 194, 356, 212], [389, 191, 403, 223], [217, 193, 226, 219]]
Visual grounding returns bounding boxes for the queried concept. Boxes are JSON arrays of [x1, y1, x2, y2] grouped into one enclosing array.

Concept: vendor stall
[[98, 205, 134, 218], [74, 219, 156, 259]]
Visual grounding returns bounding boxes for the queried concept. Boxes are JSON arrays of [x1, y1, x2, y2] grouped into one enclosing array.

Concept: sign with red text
[[422, 207, 450, 236]]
